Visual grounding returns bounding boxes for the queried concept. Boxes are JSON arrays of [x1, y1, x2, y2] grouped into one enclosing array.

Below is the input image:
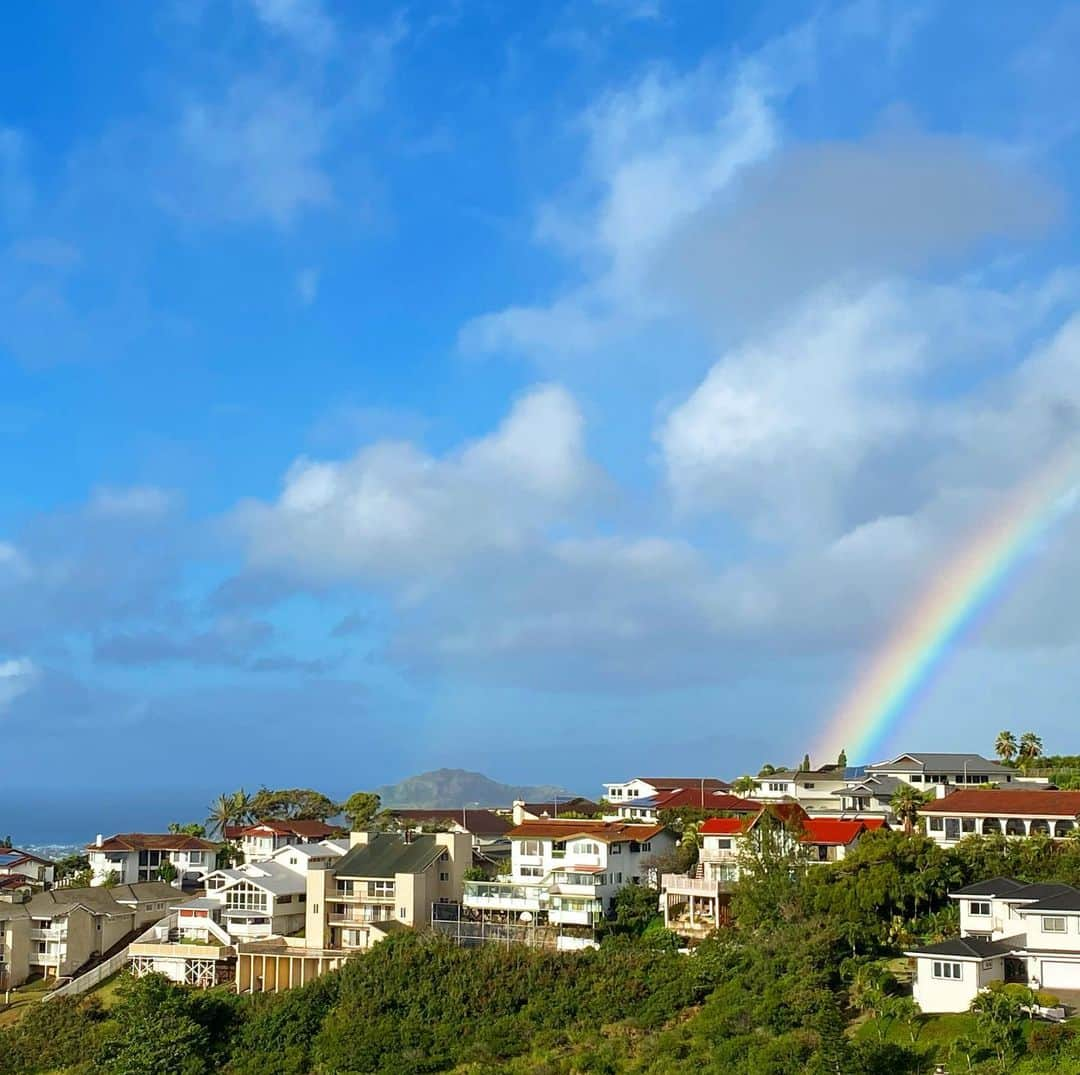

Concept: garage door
[[1041, 961, 1080, 990]]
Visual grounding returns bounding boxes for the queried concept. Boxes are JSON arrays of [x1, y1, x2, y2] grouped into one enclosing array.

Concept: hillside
[[374, 768, 573, 808]]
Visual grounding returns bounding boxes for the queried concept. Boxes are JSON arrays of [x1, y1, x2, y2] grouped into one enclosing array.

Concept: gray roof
[[207, 862, 307, 897], [951, 877, 1027, 898], [907, 935, 1022, 960], [1021, 890, 1080, 914], [334, 834, 445, 879], [25, 881, 185, 918], [832, 774, 904, 798], [866, 753, 1014, 773]]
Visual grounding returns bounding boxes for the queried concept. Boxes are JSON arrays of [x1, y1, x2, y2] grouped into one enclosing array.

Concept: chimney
[[96, 834, 103, 848]]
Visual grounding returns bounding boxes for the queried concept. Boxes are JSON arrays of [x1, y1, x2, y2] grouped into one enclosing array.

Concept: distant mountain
[[374, 769, 575, 809]]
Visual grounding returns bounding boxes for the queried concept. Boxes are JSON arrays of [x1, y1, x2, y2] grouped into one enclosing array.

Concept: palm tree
[[231, 788, 256, 825], [1018, 731, 1044, 767], [732, 775, 756, 796], [995, 730, 1018, 765], [207, 793, 236, 839], [891, 783, 928, 835]]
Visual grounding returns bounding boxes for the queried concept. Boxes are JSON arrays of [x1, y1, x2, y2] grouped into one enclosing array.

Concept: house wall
[[1, 918, 31, 988], [913, 957, 986, 1014], [88, 851, 137, 886], [1018, 911, 1080, 953], [306, 869, 335, 948]]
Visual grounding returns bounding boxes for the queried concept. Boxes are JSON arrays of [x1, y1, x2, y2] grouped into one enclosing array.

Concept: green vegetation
[[11, 826, 1080, 1071]]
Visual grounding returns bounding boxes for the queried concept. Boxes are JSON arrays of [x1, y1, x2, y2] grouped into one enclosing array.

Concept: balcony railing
[[662, 874, 732, 897], [30, 928, 66, 941], [464, 880, 546, 910], [329, 911, 393, 926]]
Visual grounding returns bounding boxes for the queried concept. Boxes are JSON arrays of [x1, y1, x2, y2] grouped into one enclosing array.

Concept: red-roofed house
[[0, 847, 55, 888], [921, 789, 1080, 847], [611, 787, 759, 822], [87, 834, 219, 887]]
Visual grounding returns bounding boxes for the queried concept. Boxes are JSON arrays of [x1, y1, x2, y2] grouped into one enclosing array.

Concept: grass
[[0, 976, 56, 1027]]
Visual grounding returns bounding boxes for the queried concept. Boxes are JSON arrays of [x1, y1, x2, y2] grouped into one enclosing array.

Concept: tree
[[995, 730, 1017, 764], [250, 787, 339, 820], [168, 822, 207, 837], [800, 754, 811, 772], [342, 792, 381, 830], [837, 749, 847, 768], [102, 870, 120, 888], [971, 988, 1025, 1071], [732, 775, 756, 795], [1018, 731, 1044, 766], [230, 788, 256, 825], [207, 793, 237, 839], [890, 783, 928, 835], [157, 860, 178, 884]]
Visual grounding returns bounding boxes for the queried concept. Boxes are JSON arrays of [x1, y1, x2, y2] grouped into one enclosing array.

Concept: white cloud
[[233, 385, 599, 582], [0, 658, 37, 712], [250, 0, 336, 53]]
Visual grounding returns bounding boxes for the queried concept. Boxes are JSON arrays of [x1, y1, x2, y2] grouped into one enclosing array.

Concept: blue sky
[[3, 0, 1080, 818]]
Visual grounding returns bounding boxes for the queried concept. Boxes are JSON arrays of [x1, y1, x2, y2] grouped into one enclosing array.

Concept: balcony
[[31, 951, 61, 965], [464, 880, 545, 912], [30, 928, 66, 941], [662, 874, 731, 897], [329, 909, 393, 927]]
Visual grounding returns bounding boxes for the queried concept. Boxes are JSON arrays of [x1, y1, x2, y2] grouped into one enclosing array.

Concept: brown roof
[[646, 789, 757, 812], [520, 797, 601, 817], [236, 819, 338, 838], [639, 777, 729, 791], [386, 809, 512, 837], [921, 789, 1080, 817], [507, 819, 666, 843], [0, 874, 33, 889], [87, 833, 219, 852]]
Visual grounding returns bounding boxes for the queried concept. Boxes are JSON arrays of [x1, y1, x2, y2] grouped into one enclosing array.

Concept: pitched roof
[[208, 861, 307, 896], [633, 789, 757, 812], [831, 775, 905, 798], [1020, 889, 1080, 913], [800, 819, 873, 846], [26, 881, 187, 917], [0, 873, 33, 889], [637, 777, 730, 791], [235, 819, 337, 839], [867, 752, 1014, 773], [951, 876, 1027, 897], [699, 817, 747, 836], [386, 809, 512, 837], [0, 848, 54, 868], [906, 935, 1022, 960], [87, 833, 219, 852], [334, 834, 446, 879], [507, 819, 666, 843], [519, 797, 601, 817], [921, 790, 1080, 817]]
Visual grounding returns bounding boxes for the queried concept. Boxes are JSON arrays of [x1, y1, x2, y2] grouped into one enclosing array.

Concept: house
[[864, 752, 1022, 790], [127, 841, 347, 989], [306, 830, 471, 953], [380, 808, 513, 845], [601, 777, 728, 805], [830, 773, 906, 815], [460, 819, 675, 946], [86, 833, 219, 887], [610, 789, 758, 823], [0, 881, 184, 987], [0, 847, 56, 888], [661, 811, 884, 937], [511, 798, 602, 824], [907, 878, 1080, 1012], [920, 789, 1080, 847], [747, 765, 852, 812], [231, 819, 340, 864]]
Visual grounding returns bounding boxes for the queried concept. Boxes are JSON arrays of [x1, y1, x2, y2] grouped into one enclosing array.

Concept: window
[[552, 841, 567, 857], [520, 840, 542, 857], [983, 961, 993, 970], [226, 883, 268, 912], [368, 880, 395, 899], [188, 851, 204, 865], [804, 782, 815, 789], [962, 818, 976, 833], [572, 841, 600, 856], [640, 842, 651, 852], [1043, 917, 1067, 933], [399, 908, 407, 919], [970, 901, 991, 917], [716, 839, 732, 850], [610, 843, 622, 855], [278, 894, 292, 905], [768, 782, 786, 792], [520, 865, 544, 878], [910, 775, 922, 783], [928, 817, 944, 831], [439, 872, 449, 882], [932, 961, 962, 980]]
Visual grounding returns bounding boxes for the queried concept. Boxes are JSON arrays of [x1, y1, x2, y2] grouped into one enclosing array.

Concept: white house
[[230, 820, 340, 864], [907, 878, 1080, 1012], [464, 819, 675, 934], [864, 752, 1021, 790], [203, 859, 313, 942], [0, 848, 55, 888], [86, 833, 219, 887], [602, 777, 728, 805], [609, 789, 758, 823], [746, 765, 851, 812], [920, 790, 1080, 847]]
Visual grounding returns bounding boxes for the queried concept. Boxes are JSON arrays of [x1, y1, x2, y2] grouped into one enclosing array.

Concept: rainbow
[[815, 445, 1080, 766]]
